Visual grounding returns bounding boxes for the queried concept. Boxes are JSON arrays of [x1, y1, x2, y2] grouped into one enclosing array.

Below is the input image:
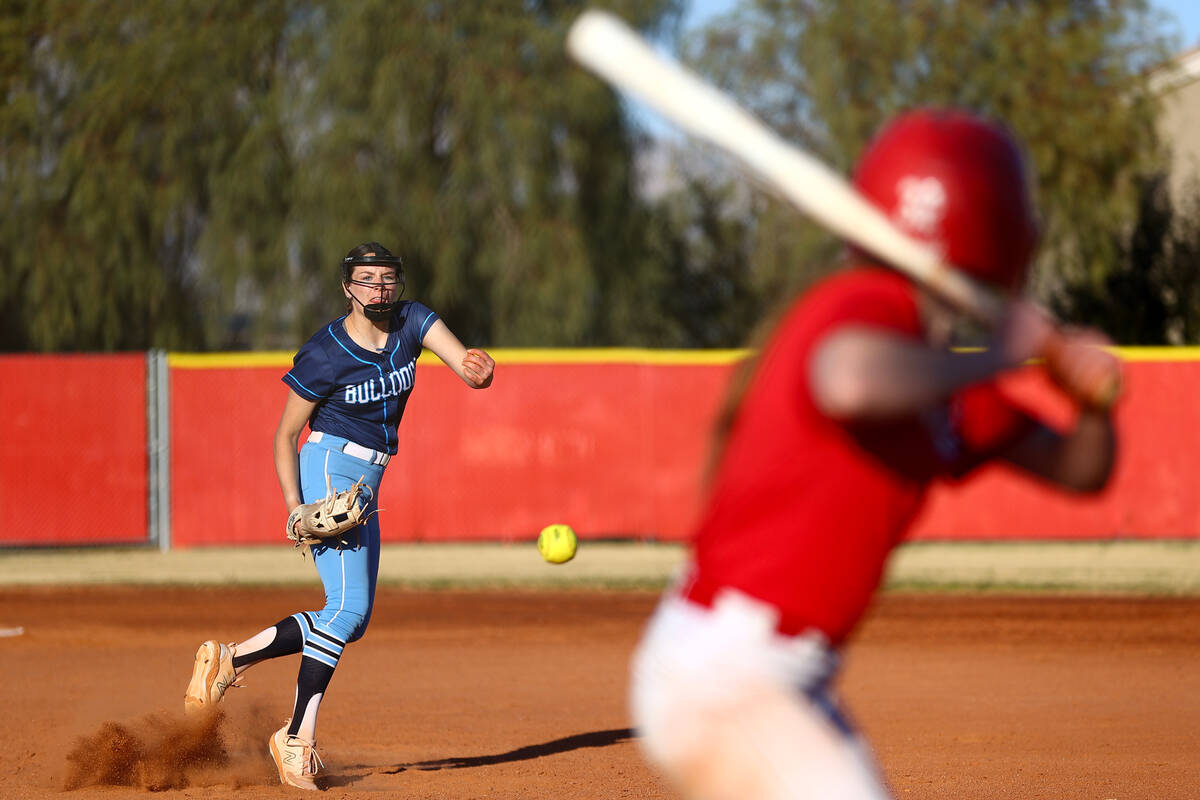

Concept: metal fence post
[[146, 349, 171, 551]]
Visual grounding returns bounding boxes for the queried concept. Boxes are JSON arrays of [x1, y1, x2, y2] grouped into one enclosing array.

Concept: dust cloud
[[64, 705, 279, 790]]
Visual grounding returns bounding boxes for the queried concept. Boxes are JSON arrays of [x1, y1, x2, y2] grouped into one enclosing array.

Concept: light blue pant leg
[[296, 442, 384, 665]]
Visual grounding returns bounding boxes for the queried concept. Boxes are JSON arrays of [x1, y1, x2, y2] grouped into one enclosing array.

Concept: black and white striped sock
[[231, 615, 303, 669]]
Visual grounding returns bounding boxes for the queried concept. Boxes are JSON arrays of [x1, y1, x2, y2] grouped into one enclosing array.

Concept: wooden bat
[[565, 9, 1005, 323]]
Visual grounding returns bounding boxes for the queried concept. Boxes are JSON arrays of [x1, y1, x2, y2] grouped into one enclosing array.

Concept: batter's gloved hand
[[996, 303, 1122, 411], [286, 474, 376, 553], [1043, 329, 1123, 412]]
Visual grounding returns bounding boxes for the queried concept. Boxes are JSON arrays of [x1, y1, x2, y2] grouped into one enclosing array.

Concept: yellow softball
[[537, 524, 578, 564]]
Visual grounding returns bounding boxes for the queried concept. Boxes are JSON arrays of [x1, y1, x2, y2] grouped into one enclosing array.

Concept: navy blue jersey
[[283, 301, 440, 454]]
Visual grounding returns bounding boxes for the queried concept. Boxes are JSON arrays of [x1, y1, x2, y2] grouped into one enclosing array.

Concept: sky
[[1155, 0, 1200, 49], [684, 0, 1200, 49], [628, 1, 1200, 137]]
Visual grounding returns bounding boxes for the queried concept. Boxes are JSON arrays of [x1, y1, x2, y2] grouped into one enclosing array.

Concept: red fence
[[3, 349, 1199, 546], [167, 351, 737, 546], [913, 359, 1200, 539], [0, 353, 148, 545]]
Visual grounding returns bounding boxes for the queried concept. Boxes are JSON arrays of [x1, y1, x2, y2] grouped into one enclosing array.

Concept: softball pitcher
[[184, 241, 494, 790], [630, 110, 1122, 800]]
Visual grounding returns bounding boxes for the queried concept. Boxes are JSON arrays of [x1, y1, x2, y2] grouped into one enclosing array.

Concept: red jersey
[[684, 267, 1034, 645]]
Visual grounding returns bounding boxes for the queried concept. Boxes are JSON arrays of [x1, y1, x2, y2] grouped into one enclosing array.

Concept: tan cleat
[[270, 721, 324, 791], [184, 640, 238, 715]]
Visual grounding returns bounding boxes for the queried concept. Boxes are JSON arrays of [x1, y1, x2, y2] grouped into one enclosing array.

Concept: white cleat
[[183, 640, 238, 715], [270, 720, 324, 790]]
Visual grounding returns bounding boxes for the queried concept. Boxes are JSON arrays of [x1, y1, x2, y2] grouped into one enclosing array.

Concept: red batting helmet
[[851, 109, 1039, 291]]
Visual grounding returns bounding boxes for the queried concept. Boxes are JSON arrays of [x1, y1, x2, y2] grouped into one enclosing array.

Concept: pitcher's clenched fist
[[462, 348, 495, 388]]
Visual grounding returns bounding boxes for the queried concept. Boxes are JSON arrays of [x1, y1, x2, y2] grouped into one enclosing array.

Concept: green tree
[[0, 1, 298, 351], [1, 1, 687, 351], [264, 0, 685, 348], [1054, 173, 1200, 343]]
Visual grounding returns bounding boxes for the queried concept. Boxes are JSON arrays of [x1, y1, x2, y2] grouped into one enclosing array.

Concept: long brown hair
[[704, 286, 807, 485]]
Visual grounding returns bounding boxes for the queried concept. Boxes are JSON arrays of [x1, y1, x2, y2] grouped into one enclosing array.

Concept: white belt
[[308, 431, 391, 466]]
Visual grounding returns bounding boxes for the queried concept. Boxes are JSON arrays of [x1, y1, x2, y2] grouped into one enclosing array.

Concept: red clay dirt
[[2, 587, 1197, 799]]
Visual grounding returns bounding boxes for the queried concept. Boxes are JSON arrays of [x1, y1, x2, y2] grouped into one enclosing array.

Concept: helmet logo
[[896, 176, 946, 235]]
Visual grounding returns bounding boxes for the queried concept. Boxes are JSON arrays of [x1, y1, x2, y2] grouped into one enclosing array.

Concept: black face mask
[[349, 294, 396, 322], [342, 254, 406, 321]]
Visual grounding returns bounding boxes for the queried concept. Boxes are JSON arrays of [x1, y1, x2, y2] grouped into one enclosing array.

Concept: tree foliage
[[0, 0, 684, 351], [1, 1, 300, 350], [682, 0, 1185, 341], [259, 0, 687, 348], [0, 0, 1192, 350], [1053, 173, 1200, 344]]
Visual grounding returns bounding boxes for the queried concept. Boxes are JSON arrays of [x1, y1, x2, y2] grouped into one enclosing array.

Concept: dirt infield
[[3, 587, 1197, 799]]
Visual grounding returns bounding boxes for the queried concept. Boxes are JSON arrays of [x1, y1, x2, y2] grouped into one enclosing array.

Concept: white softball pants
[[630, 588, 892, 800]]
